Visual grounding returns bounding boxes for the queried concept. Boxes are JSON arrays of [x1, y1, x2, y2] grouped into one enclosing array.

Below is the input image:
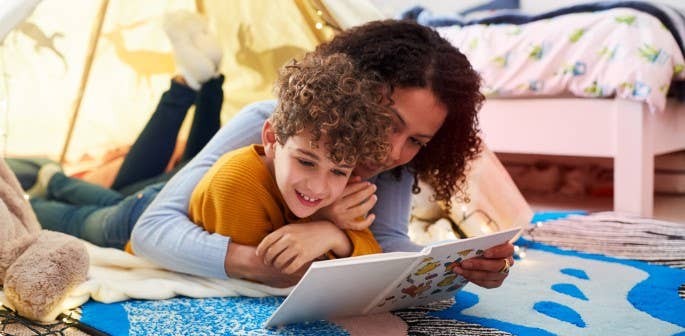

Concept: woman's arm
[[369, 169, 423, 253], [131, 101, 275, 278]]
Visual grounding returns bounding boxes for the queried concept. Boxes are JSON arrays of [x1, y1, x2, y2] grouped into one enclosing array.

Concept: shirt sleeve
[[368, 169, 424, 253], [130, 100, 276, 279], [344, 228, 383, 256]]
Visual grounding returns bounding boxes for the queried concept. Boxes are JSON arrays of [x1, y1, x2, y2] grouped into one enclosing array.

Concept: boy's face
[[263, 121, 354, 218]]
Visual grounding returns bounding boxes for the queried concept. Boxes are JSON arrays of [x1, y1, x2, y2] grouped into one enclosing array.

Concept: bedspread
[[436, 8, 685, 112]]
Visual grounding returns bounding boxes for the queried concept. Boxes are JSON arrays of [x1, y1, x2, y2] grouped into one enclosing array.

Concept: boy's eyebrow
[[390, 108, 434, 139], [297, 148, 354, 169], [297, 149, 320, 160]]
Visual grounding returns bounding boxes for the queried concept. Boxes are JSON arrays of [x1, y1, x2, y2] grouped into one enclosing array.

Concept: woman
[[132, 20, 515, 289]]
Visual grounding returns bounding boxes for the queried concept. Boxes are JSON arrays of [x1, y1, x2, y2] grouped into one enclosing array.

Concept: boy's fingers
[[256, 231, 281, 256], [262, 239, 288, 266], [346, 213, 375, 231], [344, 184, 376, 207], [341, 181, 372, 199], [348, 194, 377, 214], [284, 257, 305, 275], [273, 248, 298, 270]]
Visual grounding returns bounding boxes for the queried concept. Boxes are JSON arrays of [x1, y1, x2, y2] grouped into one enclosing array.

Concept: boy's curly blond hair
[[272, 52, 392, 165]]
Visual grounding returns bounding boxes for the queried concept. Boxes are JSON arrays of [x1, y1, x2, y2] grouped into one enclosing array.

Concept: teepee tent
[[0, 0, 383, 173]]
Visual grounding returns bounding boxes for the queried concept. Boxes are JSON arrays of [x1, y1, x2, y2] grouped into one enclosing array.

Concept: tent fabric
[[1, 0, 377, 173]]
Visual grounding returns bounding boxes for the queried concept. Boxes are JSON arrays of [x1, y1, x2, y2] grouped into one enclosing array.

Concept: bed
[[406, 3, 685, 217]]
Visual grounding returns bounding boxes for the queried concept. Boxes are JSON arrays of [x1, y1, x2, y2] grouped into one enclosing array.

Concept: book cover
[[265, 227, 521, 327]]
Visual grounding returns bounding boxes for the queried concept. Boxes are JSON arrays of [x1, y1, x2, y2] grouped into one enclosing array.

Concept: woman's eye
[[297, 159, 315, 167], [410, 137, 426, 147]]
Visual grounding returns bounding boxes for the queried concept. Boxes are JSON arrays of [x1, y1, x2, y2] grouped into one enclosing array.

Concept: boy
[[187, 52, 393, 275]]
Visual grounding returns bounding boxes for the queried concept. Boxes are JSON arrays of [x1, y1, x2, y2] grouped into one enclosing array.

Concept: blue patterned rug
[[75, 213, 685, 335]]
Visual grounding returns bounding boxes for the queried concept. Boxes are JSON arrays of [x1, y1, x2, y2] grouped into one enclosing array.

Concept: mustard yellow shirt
[[187, 144, 381, 257]]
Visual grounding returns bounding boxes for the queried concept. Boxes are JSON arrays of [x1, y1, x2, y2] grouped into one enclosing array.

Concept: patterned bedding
[[435, 8, 685, 112]]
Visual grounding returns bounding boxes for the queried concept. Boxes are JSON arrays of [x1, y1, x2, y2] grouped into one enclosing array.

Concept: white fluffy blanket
[[1, 242, 291, 316]]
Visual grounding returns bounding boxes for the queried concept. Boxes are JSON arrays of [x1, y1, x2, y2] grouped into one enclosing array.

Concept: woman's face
[[354, 87, 447, 179]]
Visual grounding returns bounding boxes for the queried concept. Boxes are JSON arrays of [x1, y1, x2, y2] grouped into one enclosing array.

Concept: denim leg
[[111, 79, 197, 192], [32, 183, 162, 249], [47, 172, 124, 206]]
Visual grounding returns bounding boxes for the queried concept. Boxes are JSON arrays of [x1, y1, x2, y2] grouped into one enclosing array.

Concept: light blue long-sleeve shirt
[[131, 100, 421, 279]]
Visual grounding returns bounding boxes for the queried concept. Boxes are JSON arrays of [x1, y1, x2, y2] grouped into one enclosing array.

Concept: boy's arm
[[131, 101, 275, 279], [257, 221, 354, 274]]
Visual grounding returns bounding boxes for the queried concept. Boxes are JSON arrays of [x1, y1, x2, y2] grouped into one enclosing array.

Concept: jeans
[[31, 174, 162, 249], [30, 76, 223, 249]]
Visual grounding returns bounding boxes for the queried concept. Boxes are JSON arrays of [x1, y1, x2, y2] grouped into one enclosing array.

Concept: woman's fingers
[[452, 257, 513, 288], [484, 242, 515, 259]]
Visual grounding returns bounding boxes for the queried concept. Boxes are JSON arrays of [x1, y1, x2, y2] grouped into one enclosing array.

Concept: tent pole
[[59, 0, 109, 164]]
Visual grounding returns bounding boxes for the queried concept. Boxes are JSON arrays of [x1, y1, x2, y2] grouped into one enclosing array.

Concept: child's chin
[[292, 208, 317, 219]]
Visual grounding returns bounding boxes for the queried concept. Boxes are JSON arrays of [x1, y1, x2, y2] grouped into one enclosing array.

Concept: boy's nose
[[305, 173, 328, 197]]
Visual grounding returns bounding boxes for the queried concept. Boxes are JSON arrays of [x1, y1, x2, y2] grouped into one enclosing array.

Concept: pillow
[[460, 0, 520, 17]]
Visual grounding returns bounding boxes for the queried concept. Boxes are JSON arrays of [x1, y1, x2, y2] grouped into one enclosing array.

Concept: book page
[[367, 227, 520, 314], [265, 252, 419, 327]]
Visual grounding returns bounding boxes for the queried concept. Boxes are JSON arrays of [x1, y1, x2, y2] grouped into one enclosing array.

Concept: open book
[[266, 227, 521, 326]]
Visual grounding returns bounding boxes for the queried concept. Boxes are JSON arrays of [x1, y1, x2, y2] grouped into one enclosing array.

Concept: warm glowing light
[[316, 10, 323, 16], [315, 22, 324, 29], [480, 224, 493, 234]]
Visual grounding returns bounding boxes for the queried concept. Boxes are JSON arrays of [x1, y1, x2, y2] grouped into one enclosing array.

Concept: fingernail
[[461, 261, 472, 268], [452, 266, 463, 274]]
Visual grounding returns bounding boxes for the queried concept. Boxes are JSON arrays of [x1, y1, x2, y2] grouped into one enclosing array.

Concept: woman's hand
[[451, 242, 515, 289], [256, 221, 351, 274], [314, 176, 378, 230], [225, 242, 307, 288]]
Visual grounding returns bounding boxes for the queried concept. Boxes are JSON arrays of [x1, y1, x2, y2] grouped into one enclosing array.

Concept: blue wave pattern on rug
[[81, 296, 347, 335], [430, 239, 685, 335]]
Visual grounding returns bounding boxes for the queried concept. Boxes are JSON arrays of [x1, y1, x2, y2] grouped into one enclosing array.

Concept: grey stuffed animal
[[0, 159, 89, 321]]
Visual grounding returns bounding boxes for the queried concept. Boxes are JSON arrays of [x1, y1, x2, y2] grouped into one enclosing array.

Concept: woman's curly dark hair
[[272, 52, 393, 166], [316, 20, 484, 211]]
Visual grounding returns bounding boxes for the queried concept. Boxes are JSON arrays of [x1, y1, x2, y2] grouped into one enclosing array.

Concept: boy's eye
[[297, 159, 315, 167], [331, 169, 349, 177]]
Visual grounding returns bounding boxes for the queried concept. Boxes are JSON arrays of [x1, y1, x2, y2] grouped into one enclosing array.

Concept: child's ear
[[262, 119, 277, 158]]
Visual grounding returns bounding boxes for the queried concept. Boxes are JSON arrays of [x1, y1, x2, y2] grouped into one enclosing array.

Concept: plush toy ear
[[261, 119, 278, 159], [0, 160, 41, 237]]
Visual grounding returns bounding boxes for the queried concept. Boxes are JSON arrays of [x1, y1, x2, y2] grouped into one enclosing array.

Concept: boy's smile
[[263, 122, 354, 218]]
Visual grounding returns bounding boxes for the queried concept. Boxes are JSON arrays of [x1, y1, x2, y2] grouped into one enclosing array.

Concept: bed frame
[[479, 97, 685, 217]]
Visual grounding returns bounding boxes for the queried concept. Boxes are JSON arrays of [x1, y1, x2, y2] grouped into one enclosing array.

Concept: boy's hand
[[256, 221, 351, 274], [450, 242, 515, 289], [225, 243, 306, 288], [314, 176, 377, 230]]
